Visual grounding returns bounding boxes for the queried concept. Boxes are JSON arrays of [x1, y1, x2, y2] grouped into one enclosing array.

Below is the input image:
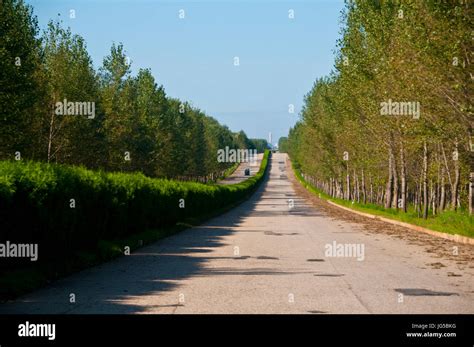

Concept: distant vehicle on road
[[244, 168, 250, 176]]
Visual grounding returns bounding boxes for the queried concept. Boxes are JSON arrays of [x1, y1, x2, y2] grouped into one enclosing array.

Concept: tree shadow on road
[[0, 156, 324, 314]]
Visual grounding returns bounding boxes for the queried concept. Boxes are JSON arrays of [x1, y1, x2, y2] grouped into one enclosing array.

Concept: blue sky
[[27, 0, 345, 145]]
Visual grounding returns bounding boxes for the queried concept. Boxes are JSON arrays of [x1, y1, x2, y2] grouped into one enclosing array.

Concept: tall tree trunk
[[418, 174, 423, 218], [435, 147, 441, 212], [385, 147, 393, 209], [391, 148, 399, 209], [346, 162, 351, 201], [337, 175, 342, 199], [369, 175, 373, 204], [470, 172, 474, 215], [415, 182, 419, 216], [400, 142, 407, 212], [353, 169, 359, 203], [361, 169, 366, 204], [47, 111, 55, 163], [440, 167, 446, 212], [441, 143, 453, 210], [431, 179, 437, 216], [452, 140, 460, 211], [423, 141, 429, 219]]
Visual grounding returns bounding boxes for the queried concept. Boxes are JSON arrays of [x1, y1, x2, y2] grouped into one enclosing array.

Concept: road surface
[[218, 153, 263, 185], [1, 153, 473, 314]]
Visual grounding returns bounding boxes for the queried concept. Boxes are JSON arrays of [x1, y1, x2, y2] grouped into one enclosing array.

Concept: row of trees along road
[[287, 1, 474, 216], [0, 0, 267, 181]]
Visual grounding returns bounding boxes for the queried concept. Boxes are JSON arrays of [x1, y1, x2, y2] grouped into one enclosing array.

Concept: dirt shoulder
[[285, 156, 474, 271]]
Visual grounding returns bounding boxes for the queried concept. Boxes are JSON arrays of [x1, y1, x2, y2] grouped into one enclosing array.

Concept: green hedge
[[0, 150, 269, 269]]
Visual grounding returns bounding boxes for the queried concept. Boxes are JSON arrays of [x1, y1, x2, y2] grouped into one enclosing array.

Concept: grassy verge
[[220, 162, 240, 180], [291, 161, 473, 239], [0, 151, 270, 301]]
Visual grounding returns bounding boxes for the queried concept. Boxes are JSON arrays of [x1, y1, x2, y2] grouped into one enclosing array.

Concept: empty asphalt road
[[218, 153, 262, 185], [1, 153, 473, 314]]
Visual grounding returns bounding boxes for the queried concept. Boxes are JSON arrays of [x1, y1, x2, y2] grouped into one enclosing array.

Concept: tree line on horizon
[[0, 0, 268, 180], [287, 1, 473, 216]]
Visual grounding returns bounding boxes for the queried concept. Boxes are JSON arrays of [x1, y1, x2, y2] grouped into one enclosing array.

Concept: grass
[[220, 162, 240, 180], [291, 162, 473, 239]]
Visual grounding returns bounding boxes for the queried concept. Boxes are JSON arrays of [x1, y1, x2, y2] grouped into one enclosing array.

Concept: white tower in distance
[[268, 132, 272, 149]]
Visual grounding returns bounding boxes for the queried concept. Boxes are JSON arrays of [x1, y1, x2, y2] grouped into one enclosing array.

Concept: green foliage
[[0, 0, 45, 160], [293, 163, 473, 238], [288, 1, 473, 219], [42, 20, 105, 166], [234, 130, 253, 150], [249, 138, 270, 153], [0, 4, 255, 180], [278, 137, 288, 153], [0, 150, 269, 272]]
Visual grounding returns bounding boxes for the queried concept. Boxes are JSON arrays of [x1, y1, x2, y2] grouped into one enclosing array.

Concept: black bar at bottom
[[0, 314, 472, 346]]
